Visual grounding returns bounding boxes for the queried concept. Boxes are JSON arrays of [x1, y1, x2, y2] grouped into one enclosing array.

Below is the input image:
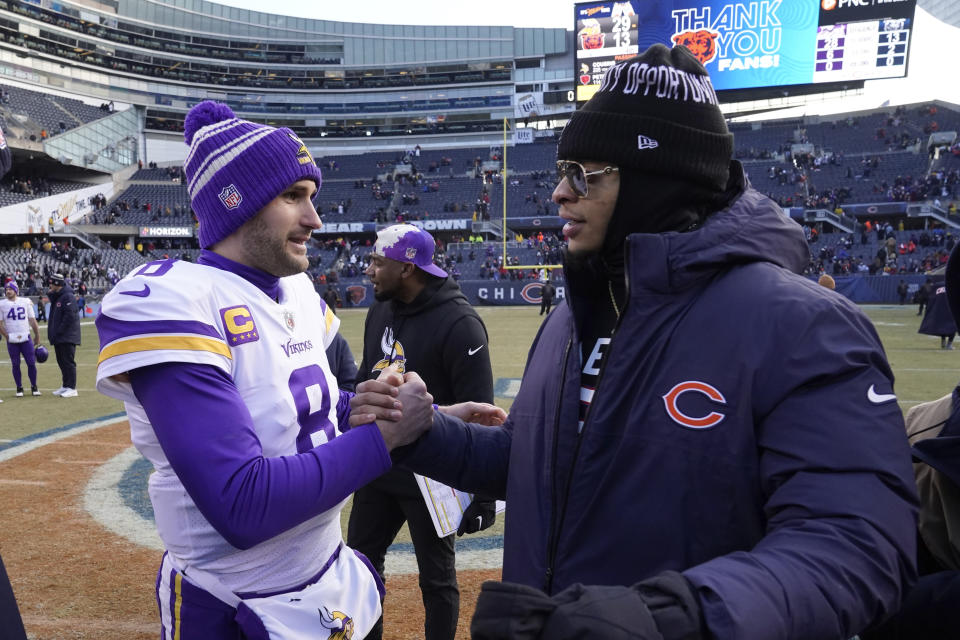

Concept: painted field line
[[0, 413, 127, 463]]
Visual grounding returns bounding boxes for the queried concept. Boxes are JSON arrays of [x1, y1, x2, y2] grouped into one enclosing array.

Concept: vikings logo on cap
[[218, 184, 243, 210], [288, 132, 315, 166]]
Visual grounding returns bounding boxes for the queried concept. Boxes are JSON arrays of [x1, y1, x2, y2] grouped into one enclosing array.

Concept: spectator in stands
[[350, 44, 917, 640], [322, 284, 340, 313]]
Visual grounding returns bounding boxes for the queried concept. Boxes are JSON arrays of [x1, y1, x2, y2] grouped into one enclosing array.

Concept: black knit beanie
[[558, 43, 733, 192]]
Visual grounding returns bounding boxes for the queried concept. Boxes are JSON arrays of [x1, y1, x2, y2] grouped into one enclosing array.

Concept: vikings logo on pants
[[320, 606, 354, 639]]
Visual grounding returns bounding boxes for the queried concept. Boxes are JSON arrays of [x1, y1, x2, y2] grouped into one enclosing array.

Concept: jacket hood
[[392, 276, 467, 316], [622, 180, 809, 295]]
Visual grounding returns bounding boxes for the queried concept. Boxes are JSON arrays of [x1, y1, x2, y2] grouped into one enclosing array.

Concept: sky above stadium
[[215, 0, 572, 28]]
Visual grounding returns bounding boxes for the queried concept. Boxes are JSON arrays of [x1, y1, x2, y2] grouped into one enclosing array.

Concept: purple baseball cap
[[373, 224, 447, 278]]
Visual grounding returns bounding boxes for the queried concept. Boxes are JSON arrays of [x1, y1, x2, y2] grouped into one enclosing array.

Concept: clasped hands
[[349, 363, 507, 451]]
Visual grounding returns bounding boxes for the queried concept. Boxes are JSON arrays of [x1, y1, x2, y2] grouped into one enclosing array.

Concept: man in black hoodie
[[347, 223, 496, 640]]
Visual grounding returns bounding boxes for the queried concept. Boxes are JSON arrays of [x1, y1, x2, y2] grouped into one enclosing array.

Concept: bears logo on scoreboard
[[671, 30, 720, 66]]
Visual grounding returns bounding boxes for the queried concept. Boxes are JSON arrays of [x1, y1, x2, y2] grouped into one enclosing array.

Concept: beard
[[241, 214, 308, 277]]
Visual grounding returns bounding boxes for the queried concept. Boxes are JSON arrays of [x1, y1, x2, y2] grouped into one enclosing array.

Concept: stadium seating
[[0, 175, 88, 206], [0, 83, 111, 138], [3, 102, 960, 298]]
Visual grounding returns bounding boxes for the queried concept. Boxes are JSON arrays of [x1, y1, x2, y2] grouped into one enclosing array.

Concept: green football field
[[0, 302, 955, 439]]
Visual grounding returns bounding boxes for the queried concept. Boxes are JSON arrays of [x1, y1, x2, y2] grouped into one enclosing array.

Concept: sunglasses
[[556, 160, 619, 198]]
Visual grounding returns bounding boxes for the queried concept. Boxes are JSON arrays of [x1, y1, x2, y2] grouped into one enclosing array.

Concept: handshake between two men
[[349, 362, 507, 451]]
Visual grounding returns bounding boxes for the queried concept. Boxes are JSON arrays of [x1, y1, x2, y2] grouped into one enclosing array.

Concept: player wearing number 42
[[93, 101, 479, 639], [0, 280, 42, 399]]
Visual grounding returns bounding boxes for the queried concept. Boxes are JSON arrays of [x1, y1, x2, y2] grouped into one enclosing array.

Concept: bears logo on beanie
[[558, 44, 733, 191], [183, 101, 323, 249]]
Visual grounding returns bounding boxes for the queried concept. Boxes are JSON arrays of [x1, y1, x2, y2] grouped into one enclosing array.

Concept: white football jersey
[[96, 258, 344, 592], [0, 296, 36, 343]]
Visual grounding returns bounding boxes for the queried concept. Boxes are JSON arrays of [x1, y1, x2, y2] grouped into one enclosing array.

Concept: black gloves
[[470, 581, 557, 639], [471, 572, 704, 640], [457, 495, 496, 536]]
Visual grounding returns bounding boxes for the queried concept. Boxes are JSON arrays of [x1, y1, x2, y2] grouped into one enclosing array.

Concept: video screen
[[574, 0, 917, 105]]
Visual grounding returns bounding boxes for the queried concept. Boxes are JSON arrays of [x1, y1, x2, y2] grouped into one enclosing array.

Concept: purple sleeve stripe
[[96, 313, 222, 348], [98, 335, 232, 366]]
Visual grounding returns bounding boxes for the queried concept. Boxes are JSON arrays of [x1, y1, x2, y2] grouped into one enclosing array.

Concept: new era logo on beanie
[[183, 101, 323, 249], [558, 43, 733, 191]]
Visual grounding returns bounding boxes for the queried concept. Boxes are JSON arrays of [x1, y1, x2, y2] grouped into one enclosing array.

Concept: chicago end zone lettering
[[672, 1, 783, 73]]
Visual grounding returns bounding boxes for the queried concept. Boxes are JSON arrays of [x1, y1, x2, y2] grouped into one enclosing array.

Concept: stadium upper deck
[[0, 0, 572, 151]]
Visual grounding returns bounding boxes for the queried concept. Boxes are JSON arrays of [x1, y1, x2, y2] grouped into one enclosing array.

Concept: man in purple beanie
[[93, 102, 485, 638]]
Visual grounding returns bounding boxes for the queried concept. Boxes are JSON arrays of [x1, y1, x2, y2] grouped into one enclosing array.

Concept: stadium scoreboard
[[574, 0, 917, 106]]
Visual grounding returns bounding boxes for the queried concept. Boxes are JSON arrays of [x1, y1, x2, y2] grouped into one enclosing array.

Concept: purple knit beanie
[[183, 101, 323, 249]]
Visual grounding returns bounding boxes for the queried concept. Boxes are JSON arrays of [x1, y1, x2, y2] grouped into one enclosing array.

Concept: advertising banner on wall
[[514, 129, 535, 144], [515, 93, 543, 120], [0, 182, 116, 234], [331, 281, 565, 308], [139, 226, 194, 238], [314, 219, 473, 235]]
